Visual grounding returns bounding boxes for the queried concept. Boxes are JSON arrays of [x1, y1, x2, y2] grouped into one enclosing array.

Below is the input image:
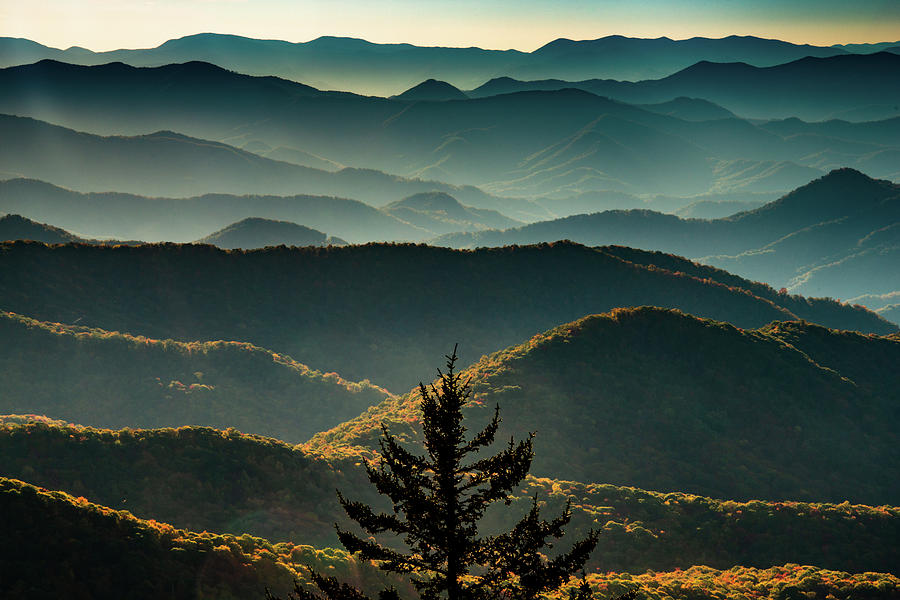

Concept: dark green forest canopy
[[0, 240, 892, 392], [3, 476, 898, 600], [307, 307, 900, 504], [0, 310, 390, 442], [2, 421, 898, 576]]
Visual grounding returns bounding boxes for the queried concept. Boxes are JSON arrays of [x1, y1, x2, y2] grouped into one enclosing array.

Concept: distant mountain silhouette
[[392, 79, 468, 101], [308, 306, 900, 503], [636, 97, 736, 121], [0, 113, 548, 222], [195, 217, 346, 249], [382, 192, 521, 234], [0, 178, 535, 243], [1, 33, 884, 95], [436, 169, 900, 302], [469, 53, 900, 121], [2, 61, 897, 199], [0, 240, 891, 392]]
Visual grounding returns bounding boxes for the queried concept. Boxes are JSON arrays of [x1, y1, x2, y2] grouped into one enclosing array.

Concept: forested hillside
[[308, 307, 900, 503], [2, 420, 899, 576], [0, 311, 390, 441], [5, 477, 897, 599], [0, 241, 893, 392]]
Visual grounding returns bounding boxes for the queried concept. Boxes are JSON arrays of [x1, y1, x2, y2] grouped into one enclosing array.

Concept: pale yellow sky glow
[[1, 0, 898, 51]]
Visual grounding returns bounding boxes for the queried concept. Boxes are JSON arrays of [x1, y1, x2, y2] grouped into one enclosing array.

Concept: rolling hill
[[0, 311, 390, 442], [2, 420, 899, 576], [307, 306, 900, 504], [0, 240, 892, 392], [0, 476, 393, 600], [3, 476, 896, 599], [0, 213, 82, 244], [196, 217, 347, 249]]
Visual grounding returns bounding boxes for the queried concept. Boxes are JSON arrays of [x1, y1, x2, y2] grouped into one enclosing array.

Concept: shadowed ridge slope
[[307, 306, 900, 504], [0, 240, 807, 390], [724, 168, 900, 231], [0, 213, 82, 244], [0, 310, 391, 442], [598, 245, 898, 334], [0, 476, 387, 600]]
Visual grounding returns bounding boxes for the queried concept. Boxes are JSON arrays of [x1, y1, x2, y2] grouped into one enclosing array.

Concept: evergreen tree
[[270, 347, 631, 600]]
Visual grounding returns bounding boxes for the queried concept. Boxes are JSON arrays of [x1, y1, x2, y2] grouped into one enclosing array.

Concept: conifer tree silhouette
[[269, 347, 633, 600]]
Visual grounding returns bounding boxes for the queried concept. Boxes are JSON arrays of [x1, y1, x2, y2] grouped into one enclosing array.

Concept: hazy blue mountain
[[535, 190, 778, 219], [831, 41, 900, 53], [469, 53, 900, 121], [392, 79, 468, 101], [787, 244, 900, 300], [255, 145, 344, 171], [1, 33, 877, 96], [0, 113, 549, 222], [2, 61, 897, 200], [674, 199, 769, 219], [636, 96, 736, 121], [519, 34, 853, 82], [879, 304, 900, 325], [705, 199, 900, 286], [0, 178, 428, 243], [381, 192, 522, 234], [195, 217, 346, 249], [437, 169, 900, 301]]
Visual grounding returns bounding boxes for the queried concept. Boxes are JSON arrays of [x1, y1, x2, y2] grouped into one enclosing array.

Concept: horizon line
[[7, 30, 900, 55]]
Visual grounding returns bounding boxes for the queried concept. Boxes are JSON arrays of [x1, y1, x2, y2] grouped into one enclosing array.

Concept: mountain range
[[0, 178, 537, 243], [3, 27, 900, 599], [467, 52, 900, 121], [2, 60, 898, 200], [436, 169, 900, 305], [2, 33, 897, 96]]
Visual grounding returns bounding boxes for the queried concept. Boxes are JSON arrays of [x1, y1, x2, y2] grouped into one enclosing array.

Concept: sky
[[3, 0, 899, 51]]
